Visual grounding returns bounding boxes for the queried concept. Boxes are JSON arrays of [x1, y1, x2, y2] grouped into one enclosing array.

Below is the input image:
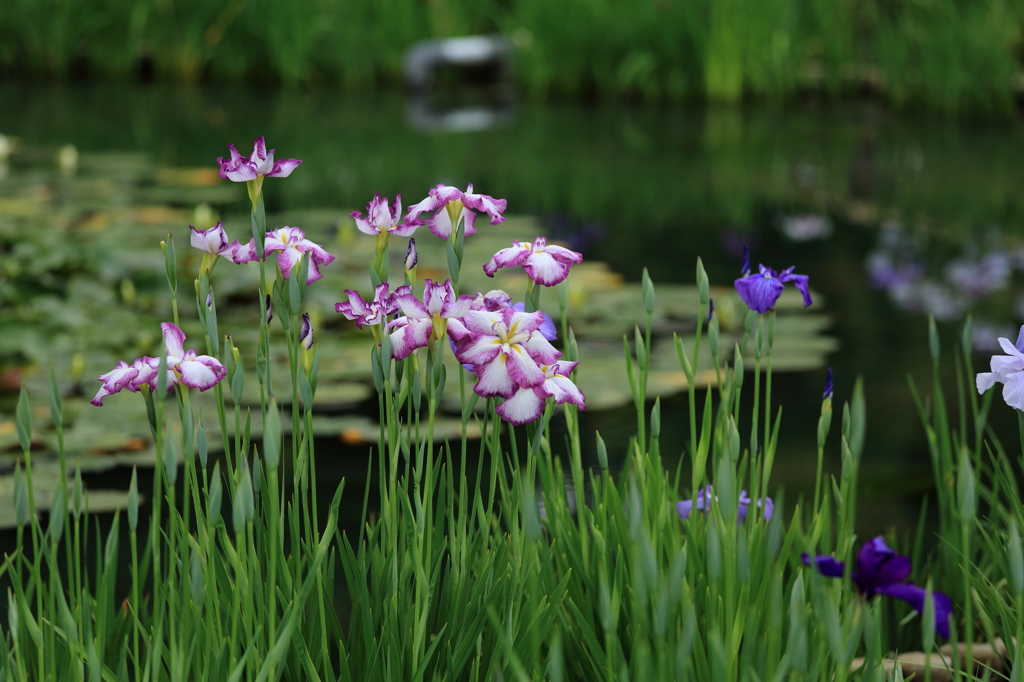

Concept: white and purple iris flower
[[454, 308, 561, 399], [336, 282, 410, 329], [388, 279, 475, 360], [677, 485, 774, 523], [217, 137, 302, 182], [405, 184, 507, 240], [264, 227, 335, 285], [496, 361, 586, 425], [351, 194, 421, 237], [976, 325, 1024, 410], [91, 323, 225, 406], [483, 236, 583, 287], [190, 221, 257, 264], [734, 264, 812, 314], [803, 537, 953, 638]]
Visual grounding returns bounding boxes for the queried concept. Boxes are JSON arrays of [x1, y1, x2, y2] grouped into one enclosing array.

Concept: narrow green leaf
[[164, 233, 177, 294], [48, 360, 63, 428], [16, 386, 31, 453], [127, 467, 138, 533], [208, 462, 223, 528], [14, 462, 29, 528], [263, 398, 281, 470]]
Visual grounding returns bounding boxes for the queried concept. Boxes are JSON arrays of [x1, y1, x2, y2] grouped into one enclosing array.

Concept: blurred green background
[[2, 0, 1024, 115]]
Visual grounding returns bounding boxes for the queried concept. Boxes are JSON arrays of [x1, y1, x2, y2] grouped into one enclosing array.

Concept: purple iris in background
[[677, 485, 774, 522], [735, 264, 812, 314], [803, 537, 953, 638], [976, 324, 1024, 410]]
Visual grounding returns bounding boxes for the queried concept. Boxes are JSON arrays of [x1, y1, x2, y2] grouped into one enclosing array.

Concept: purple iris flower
[[217, 137, 301, 182], [351, 193, 421, 237], [483, 236, 583, 287], [676, 485, 774, 522], [823, 367, 833, 400], [190, 222, 257, 265], [803, 537, 953, 638], [263, 227, 335, 285], [734, 264, 812, 314], [496, 361, 586, 425], [405, 183, 507, 240], [91, 323, 225, 406], [336, 282, 408, 329]]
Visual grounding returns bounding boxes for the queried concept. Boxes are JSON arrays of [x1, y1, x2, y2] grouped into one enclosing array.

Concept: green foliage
[[0, 0, 1021, 113]]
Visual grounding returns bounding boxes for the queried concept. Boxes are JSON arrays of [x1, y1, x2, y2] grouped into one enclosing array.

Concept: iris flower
[[263, 227, 335, 285], [217, 137, 302, 182], [189, 222, 257, 265], [483, 236, 583, 287], [676, 485, 774, 522], [351, 194, 421, 236], [91, 323, 225, 406], [734, 264, 812, 314], [496, 361, 586, 425], [803, 537, 953, 638], [405, 184, 507, 240], [976, 325, 1024, 410], [454, 308, 561, 398], [388, 279, 475, 359], [336, 282, 409, 329]]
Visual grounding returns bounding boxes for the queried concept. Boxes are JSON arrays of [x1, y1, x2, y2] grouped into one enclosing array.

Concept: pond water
[[2, 82, 1023, 542]]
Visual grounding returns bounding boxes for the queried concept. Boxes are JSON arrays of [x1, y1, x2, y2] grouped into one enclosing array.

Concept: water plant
[[2, 133, 1022, 681]]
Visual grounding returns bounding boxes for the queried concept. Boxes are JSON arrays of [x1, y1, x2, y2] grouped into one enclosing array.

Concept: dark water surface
[[3, 82, 1024, 542]]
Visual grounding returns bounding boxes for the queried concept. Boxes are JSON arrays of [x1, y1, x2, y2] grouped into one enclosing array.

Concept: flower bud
[[405, 238, 418, 271], [300, 313, 314, 350], [696, 257, 709, 305], [642, 268, 655, 315]]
